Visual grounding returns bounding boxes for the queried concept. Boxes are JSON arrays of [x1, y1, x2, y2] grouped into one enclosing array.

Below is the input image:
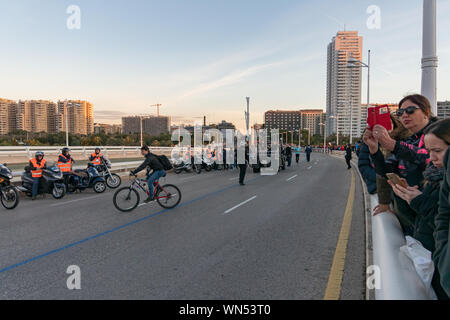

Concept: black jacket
[[286, 146, 292, 156], [357, 143, 377, 194], [371, 119, 437, 234], [409, 164, 444, 253], [433, 147, 450, 296], [132, 153, 164, 174], [345, 147, 352, 160]]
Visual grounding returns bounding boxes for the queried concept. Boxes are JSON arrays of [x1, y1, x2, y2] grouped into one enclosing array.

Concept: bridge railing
[[368, 188, 434, 299]]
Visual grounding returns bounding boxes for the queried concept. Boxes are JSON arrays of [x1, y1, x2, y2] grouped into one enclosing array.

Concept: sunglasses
[[396, 106, 420, 117]]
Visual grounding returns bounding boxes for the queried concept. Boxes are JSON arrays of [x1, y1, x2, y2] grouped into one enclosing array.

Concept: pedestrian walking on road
[[305, 145, 312, 162], [345, 144, 352, 169], [286, 145, 292, 167], [238, 144, 249, 186], [295, 145, 301, 164]]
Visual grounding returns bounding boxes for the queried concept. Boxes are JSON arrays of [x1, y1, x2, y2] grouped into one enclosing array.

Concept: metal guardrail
[[0, 146, 173, 158], [10, 161, 143, 183], [369, 194, 433, 300]]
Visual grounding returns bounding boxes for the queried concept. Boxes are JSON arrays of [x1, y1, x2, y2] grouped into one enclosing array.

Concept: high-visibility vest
[[91, 153, 102, 165], [57, 154, 73, 173], [30, 158, 46, 178]]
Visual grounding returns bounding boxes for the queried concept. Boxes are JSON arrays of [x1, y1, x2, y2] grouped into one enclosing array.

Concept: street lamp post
[[320, 123, 326, 153], [64, 100, 72, 147], [140, 116, 144, 147], [329, 115, 339, 146], [347, 50, 371, 143]]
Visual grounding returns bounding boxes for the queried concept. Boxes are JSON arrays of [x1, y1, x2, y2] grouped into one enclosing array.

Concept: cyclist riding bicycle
[[130, 145, 166, 203]]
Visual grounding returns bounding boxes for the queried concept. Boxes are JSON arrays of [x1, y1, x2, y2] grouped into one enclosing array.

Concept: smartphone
[[367, 105, 392, 131], [386, 173, 408, 188]]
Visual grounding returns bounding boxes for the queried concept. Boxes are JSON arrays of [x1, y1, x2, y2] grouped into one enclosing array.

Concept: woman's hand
[[373, 204, 393, 216], [390, 183, 422, 205], [363, 128, 379, 154], [373, 125, 396, 152]]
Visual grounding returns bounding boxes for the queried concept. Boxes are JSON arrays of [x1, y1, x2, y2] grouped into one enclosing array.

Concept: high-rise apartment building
[[264, 110, 301, 131], [300, 109, 326, 136], [0, 99, 17, 135], [437, 101, 450, 119], [57, 100, 94, 135], [16, 100, 32, 132], [122, 116, 170, 136], [326, 31, 363, 139], [0, 98, 94, 135]]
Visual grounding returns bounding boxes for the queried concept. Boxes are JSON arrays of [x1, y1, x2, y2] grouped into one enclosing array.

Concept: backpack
[[157, 155, 173, 170]]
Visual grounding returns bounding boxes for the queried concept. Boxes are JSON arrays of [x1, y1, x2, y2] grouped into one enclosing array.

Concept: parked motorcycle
[[94, 157, 121, 189], [0, 163, 19, 209], [18, 164, 66, 199], [173, 160, 193, 174], [66, 163, 107, 193]]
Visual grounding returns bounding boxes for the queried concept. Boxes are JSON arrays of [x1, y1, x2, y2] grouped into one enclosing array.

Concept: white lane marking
[[229, 177, 239, 180], [307, 166, 312, 170], [50, 195, 102, 207], [286, 174, 298, 181], [224, 196, 257, 214]]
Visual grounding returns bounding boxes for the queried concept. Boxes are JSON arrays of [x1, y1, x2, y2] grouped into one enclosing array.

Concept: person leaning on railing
[[434, 145, 450, 298], [363, 94, 438, 236], [357, 138, 377, 194], [372, 115, 411, 215], [388, 119, 450, 300]]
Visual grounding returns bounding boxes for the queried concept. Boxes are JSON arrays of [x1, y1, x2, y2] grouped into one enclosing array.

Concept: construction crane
[[150, 104, 162, 117]]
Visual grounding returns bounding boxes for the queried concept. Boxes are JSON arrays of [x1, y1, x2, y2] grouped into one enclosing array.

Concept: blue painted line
[[0, 175, 263, 274]]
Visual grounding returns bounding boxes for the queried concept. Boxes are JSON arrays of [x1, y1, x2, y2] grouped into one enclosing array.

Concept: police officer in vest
[[90, 147, 103, 166], [29, 151, 47, 200], [57, 147, 74, 185]]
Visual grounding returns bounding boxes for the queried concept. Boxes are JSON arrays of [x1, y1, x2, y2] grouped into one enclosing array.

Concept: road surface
[[0, 153, 365, 299]]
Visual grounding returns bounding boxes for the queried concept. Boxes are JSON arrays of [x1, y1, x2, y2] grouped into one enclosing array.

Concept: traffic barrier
[[0, 146, 173, 164]]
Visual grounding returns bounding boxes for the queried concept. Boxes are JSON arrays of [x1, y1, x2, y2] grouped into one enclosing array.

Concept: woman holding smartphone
[[389, 119, 450, 299], [363, 94, 438, 235]]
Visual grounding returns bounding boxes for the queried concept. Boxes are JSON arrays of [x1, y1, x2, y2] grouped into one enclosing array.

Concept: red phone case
[[367, 105, 392, 131]]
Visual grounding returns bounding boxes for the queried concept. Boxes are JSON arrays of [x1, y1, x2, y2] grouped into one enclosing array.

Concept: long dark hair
[[423, 118, 450, 145]]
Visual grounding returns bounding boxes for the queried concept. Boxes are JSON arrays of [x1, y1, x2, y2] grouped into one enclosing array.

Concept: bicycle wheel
[[156, 184, 181, 209], [1, 186, 19, 210], [113, 187, 140, 212]]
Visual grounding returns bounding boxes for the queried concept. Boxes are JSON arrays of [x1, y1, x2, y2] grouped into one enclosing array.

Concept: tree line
[[0, 131, 173, 147]]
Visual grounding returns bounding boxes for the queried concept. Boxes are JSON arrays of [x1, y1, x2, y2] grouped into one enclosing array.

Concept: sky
[[1, 0, 450, 130]]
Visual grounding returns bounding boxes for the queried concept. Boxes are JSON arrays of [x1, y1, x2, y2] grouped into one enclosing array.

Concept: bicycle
[[113, 174, 181, 212]]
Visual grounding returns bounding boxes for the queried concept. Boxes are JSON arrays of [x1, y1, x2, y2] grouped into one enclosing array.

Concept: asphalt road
[[0, 153, 365, 300]]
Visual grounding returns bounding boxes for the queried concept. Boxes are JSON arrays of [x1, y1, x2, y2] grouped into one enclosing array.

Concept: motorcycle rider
[[90, 147, 103, 166], [29, 151, 47, 200], [57, 147, 75, 186], [130, 145, 166, 203]]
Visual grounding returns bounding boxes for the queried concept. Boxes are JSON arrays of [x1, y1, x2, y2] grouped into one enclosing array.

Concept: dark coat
[[409, 164, 444, 253], [132, 152, 164, 174], [371, 118, 437, 235], [433, 147, 450, 297], [357, 143, 377, 194]]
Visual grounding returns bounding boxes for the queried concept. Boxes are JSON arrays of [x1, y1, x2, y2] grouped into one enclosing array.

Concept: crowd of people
[[356, 94, 450, 300]]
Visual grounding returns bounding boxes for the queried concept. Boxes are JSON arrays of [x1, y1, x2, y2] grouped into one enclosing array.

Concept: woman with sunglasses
[[363, 94, 438, 235], [389, 119, 450, 299]]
